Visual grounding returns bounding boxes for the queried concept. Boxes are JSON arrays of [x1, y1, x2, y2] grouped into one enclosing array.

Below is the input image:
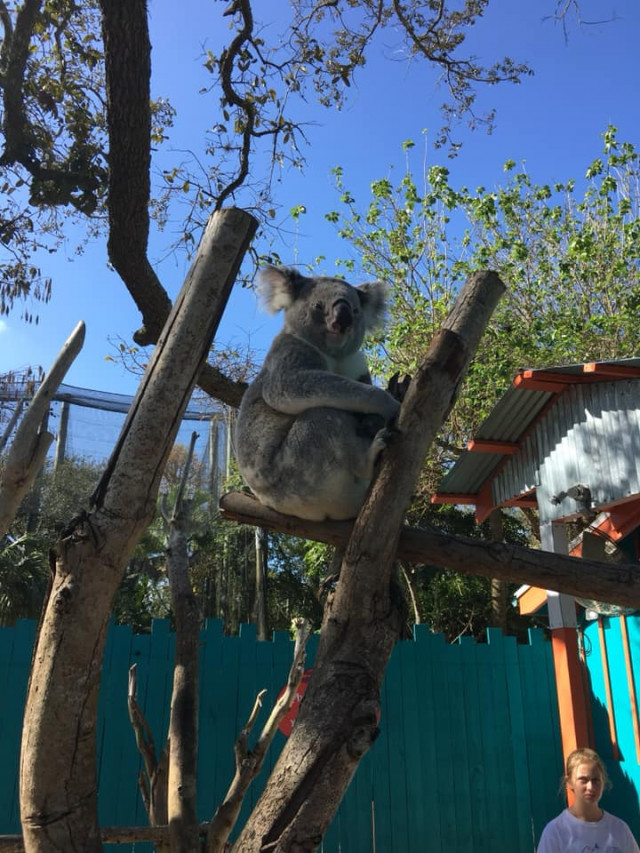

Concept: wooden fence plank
[[411, 626, 442, 851], [198, 618, 224, 819], [430, 635, 458, 851], [235, 622, 261, 834], [503, 631, 536, 852], [519, 628, 563, 847], [97, 623, 136, 829], [458, 636, 485, 852], [486, 628, 520, 850], [447, 636, 472, 851], [398, 639, 427, 848], [214, 629, 242, 819], [0, 620, 35, 833], [384, 641, 411, 851]]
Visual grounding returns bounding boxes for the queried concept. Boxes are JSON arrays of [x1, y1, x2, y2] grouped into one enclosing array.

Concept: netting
[[0, 373, 232, 500]]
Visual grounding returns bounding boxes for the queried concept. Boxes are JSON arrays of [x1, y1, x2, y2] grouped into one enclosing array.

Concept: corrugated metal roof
[[434, 358, 640, 506]]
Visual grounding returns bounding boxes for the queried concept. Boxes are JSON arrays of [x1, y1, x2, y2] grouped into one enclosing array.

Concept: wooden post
[[19, 208, 257, 853], [541, 520, 592, 805], [53, 400, 69, 472], [0, 322, 85, 538], [233, 271, 506, 851]]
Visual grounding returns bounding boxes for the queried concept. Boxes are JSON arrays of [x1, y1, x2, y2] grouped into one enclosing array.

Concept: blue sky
[[1, 0, 639, 397]]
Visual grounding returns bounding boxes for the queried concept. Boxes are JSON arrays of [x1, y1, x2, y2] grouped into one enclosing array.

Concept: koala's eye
[[313, 301, 324, 313]]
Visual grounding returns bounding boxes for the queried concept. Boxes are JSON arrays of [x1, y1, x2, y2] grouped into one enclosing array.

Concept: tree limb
[[232, 270, 505, 851], [164, 430, 201, 852], [127, 664, 169, 833], [99, 0, 172, 347], [19, 207, 257, 853], [220, 490, 640, 610], [0, 321, 85, 538], [207, 618, 312, 853]]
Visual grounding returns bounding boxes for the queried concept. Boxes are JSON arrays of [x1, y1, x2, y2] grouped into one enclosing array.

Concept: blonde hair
[[563, 748, 611, 791]]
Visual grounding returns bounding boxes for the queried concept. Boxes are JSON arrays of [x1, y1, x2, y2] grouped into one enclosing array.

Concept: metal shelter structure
[[433, 357, 640, 777], [0, 378, 231, 496]]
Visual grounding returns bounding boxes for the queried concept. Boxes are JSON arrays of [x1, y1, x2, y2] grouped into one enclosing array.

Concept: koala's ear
[[356, 281, 390, 331], [258, 265, 306, 314]]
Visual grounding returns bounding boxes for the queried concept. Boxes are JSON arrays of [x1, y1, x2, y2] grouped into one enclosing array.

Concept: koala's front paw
[[373, 424, 400, 453], [387, 372, 411, 403]]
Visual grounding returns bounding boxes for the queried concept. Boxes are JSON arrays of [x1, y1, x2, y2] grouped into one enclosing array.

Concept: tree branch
[[220, 490, 640, 610], [0, 321, 85, 538], [207, 618, 312, 853], [232, 270, 505, 851]]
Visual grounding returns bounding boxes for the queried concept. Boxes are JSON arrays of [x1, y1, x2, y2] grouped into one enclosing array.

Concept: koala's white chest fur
[[325, 350, 370, 381]]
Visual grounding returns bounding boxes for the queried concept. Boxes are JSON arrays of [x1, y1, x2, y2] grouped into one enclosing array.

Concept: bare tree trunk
[[162, 431, 201, 852], [127, 664, 169, 852], [0, 322, 84, 538], [53, 400, 69, 473], [206, 619, 312, 853], [19, 208, 257, 853], [254, 528, 269, 641], [232, 270, 506, 851], [489, 508, 508, 631], [0, 397, 24, 454]]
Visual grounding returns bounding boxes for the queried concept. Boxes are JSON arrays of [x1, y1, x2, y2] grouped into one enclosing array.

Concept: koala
[[235, 265, 400, 521]]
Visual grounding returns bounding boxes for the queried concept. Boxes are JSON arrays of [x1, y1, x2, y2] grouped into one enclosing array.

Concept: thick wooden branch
[[98, 0, 248, 412], [233, 271, 506, 852], [0, 824, 213, 852], [206, 618, 311, 853], [19, 208, 257, 853], [0, 321, 85, 538], [127, 665, 169, 831], [164, 431, 201, 852], [220, 491, 640, 609], [99, 0, 172, 346]]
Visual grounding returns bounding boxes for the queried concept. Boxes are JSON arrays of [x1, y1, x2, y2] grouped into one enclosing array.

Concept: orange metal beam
[[569, 498, 640, 557], [512, 373, 568, 392], [466, 439, 520, 454], [430, 493, 478, 506], [517, 585, 547, 615], [551, 627, 592, 760], [502, 493, 538, 509], [583, 362, 640, 379]]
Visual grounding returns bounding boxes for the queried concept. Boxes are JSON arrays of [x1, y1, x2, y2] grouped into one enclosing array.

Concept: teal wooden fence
[[0, 618, 635, 851], [582, 615, 640, 832]]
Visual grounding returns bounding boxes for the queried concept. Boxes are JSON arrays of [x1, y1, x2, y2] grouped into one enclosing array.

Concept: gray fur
[[235, 265, 400, 521]]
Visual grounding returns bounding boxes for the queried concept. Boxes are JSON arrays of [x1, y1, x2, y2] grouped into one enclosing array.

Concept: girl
[[537, 748, 639, 852]]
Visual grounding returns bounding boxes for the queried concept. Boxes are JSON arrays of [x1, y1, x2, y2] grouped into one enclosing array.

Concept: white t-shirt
[[537, 808, 640, 853]]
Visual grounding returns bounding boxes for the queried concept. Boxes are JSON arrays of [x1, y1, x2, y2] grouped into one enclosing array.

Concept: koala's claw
[[387, 372, 411, 403], [374, 424, 400, 450]]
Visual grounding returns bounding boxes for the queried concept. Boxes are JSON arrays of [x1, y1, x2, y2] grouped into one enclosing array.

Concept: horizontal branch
[[219, 491, 640, 609], [0, 824, 213, 851]]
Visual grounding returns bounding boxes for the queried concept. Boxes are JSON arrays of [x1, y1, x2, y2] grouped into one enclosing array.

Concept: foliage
[[0, 0, 534, 321], [0, 531, 50, 625], [0, 455, 103, 625], [328, 126, 640, 483], [0, 0, 173, 321], [198, 0, 531, 211], [321, 126, 640, 638]]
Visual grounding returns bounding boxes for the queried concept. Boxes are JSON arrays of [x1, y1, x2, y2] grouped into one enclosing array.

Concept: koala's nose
[[330, 299, 353, 332]]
